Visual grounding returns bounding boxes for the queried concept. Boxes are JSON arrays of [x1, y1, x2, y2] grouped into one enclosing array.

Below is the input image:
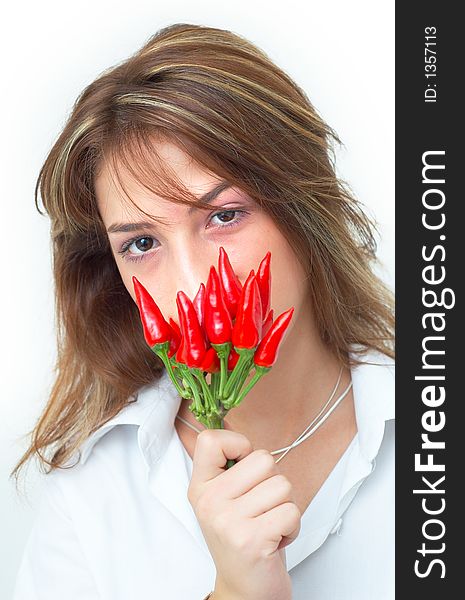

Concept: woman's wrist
[[209, 581, 245, 600]]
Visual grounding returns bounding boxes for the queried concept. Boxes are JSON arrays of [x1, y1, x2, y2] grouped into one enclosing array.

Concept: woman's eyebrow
[[107, 181, 232, 234]]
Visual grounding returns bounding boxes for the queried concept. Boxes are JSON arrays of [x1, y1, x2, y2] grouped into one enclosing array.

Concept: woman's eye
[[208, 209, 247, 229], [117, 236, 158, 263], [117, 209, 248, 263]]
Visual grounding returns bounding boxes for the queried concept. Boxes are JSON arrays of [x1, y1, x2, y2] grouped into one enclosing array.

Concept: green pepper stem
[[222, 347, 255, 399], [219, 352, 228, 398], [181, 368, 204, 417], [229, 357, 256, 405], [192, 368, 215, 415], [211, 342, 231, 400], [211, 371, 220, 401], [154, 344, 189, 398], [232, 365, 270, 407], [223, 353, 254, 408]]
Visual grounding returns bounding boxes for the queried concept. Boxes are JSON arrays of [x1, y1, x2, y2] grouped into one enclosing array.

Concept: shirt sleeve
[[12, 473, 100, 600]]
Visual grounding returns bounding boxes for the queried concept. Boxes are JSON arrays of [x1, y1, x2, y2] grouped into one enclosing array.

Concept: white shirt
[[13, 347, 394, 600]]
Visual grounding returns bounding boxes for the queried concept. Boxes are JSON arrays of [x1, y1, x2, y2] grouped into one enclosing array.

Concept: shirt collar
[[78, 345, 394, 467], [78, 371, 182, 466], [284, 347, 394, 569], [350, 345, 394, 462]]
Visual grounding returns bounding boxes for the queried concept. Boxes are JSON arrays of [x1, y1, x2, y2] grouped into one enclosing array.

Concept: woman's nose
[[163, 246, 217, 320]]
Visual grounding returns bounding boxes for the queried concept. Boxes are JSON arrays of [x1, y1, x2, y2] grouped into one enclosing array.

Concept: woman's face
[[95, 139, 310, 330]]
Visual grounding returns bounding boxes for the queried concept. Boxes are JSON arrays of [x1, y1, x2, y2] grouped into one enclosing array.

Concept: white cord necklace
[[175, 365, 353, 464]]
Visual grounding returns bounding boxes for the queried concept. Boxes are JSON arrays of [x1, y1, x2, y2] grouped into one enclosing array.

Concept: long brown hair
[[10, 22, 394, 489]]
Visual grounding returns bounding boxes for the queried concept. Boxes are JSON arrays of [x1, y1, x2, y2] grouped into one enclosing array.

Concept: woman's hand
[[187, 427, 301, 600]]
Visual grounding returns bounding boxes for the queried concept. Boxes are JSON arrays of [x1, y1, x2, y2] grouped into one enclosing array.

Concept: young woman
[[11, 23, 395, 600]]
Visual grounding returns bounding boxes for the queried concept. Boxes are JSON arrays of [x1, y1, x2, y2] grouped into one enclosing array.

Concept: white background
[[0, 1, 394, 597]]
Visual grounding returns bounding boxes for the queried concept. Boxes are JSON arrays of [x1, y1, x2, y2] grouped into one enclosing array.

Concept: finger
[[234, 474, 294, 518], [255, 501, 302, 550], [191, 429, 253, 484], [215, 449, 279, 499]]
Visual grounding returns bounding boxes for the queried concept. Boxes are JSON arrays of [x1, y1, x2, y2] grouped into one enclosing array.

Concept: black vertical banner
[[396, 2, 460, 596]]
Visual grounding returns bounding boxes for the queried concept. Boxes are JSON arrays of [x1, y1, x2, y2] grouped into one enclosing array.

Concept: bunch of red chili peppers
[[133, 246, 294, 445]]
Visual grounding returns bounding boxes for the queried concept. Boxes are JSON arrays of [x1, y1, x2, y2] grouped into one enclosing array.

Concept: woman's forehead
[[95, 138, 227, 209], [95, 172, 246, 233]]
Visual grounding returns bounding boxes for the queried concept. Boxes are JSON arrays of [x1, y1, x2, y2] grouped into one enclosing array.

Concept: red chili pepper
[[167, 317, 181, 358], [254, 307, 294, 368], [262, 308, 274, 338], [169, 317, 181, 340], [204, 266, 233, 345], [174, 306, 191, 366], [193, 283, 206, 328], [231, 270, 263, 350], [176, 291, 208, 368], [256, 251, 271, 320], [199, 346, 221, 373], [227, 347, 240, 370], [175, 331, 187, 365], [218, 246, 243, 320], [132, 276, 173, 348]]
